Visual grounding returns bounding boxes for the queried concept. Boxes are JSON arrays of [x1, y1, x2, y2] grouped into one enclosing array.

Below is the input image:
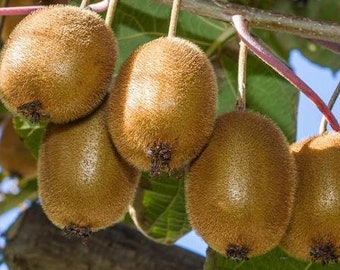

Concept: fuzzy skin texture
[[106, 36, 217, 172], [280, 133, 340, 262], [38, 101, 140, 231], [0, 5, 117, 123], [186, 110, 297, 258], [0, 117, 37, 179]]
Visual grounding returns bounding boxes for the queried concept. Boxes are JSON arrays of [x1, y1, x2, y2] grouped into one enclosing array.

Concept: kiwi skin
[[106, 36, 217, 176], [186, 110, 297, 260], [0, 117, 37, 179], [0, 5, 117, 124], [280, 133, 340, 265], [38, 99, 140, 235]]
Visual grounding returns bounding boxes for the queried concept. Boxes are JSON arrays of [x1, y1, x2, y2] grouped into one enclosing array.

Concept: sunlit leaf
[[12, 117, 46, 159], [129, 172, 191, 244]]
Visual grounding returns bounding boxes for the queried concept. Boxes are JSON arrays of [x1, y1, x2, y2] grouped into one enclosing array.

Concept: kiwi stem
[[80, 0, 90, 9], [0, 6, 43, 16], [310, 39, 340, 54], [105, 0, 119, 26], [231, 15, 340, 132], [168, 0, 181, 37], [319, 81, 340, 135], [236, 39, 247, 110], [88, 0, 110, 13]]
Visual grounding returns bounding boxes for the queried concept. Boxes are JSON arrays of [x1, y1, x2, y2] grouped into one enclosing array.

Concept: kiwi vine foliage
[[0, 0, 339, 269]]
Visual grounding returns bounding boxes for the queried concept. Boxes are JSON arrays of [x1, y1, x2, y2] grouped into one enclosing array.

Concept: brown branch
[[4, 204, 205, 270], [153, 0, 340, 43]]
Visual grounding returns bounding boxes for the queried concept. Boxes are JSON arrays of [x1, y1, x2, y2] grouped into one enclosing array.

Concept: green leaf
[[256, 31, 340, 71], [0, 179, 38, 215], [253, 0, 340, 71], [129, 172, 191, 245], [204, 247, 340, 270], [301, 0, 340, 23], [12, 116, 46, 159], [114, 0, 226, 69], [217, 52, 298, 143]]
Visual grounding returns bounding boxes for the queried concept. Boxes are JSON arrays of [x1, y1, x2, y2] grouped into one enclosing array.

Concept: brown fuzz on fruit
[[0, 117, 37, 179], [0, 5, 117, 124], [280, 133, 340, 264], [38, 100, 140, 232], [106, 36, 217, 174], [186, 110, 297, 259], [226, 244, 250, 261]]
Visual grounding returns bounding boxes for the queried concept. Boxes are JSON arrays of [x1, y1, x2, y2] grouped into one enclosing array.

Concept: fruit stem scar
[[146, 141, 172, 177], [226, 244, 250, 261], [17, 100, 50, 123], [310, 242, 339, 265]]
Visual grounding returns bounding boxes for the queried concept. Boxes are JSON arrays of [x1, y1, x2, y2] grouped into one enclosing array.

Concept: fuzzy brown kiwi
[[280, 133, 340, 265], [38, 99, 140, 237], [186, 110, 297, 260], [0, 5, 117, 124], [0, 117, 37, 179], [0, 0, 68, 44], [106, 36, 217, 176]]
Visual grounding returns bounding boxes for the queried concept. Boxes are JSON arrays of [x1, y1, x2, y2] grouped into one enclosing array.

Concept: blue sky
[[0, 50, 339, 268]]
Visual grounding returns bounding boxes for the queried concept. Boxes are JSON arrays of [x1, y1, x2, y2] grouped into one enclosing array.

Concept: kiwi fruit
[[280, 133, 340, 265], [0, 0, 68, 44], [186, 110, 296, 260], [0, 5, 117, 124], [0, 117, 37, 179], [106, 36, 217, 176], [38, 99, 140, 236]]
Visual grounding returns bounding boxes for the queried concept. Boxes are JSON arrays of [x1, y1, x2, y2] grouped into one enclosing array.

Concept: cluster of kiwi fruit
[[0, 1, 339, 265], [0, 3, 139, 238], [0, 1, 218, 239]]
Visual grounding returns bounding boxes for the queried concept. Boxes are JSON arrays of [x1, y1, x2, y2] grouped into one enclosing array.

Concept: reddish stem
[[0, 0, 109, 16], [231, 15, 340, 132], [310, 39, 340, 54], [89, 0, 109, 13], [0, 6, 42, 15]]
